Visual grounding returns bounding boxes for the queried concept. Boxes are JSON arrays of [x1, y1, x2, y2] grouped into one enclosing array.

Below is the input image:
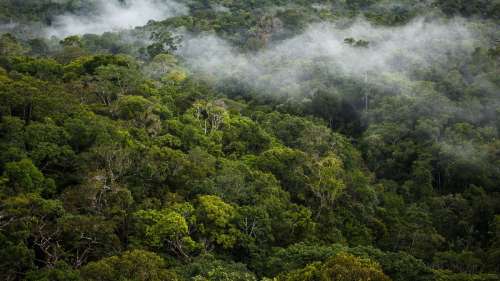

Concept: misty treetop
[[0, 0, 499, 281]]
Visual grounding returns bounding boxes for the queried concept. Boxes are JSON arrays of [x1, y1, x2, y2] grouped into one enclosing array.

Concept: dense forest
[[0, 0, 499, 280]]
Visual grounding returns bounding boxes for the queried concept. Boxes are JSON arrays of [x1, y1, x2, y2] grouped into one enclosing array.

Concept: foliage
[[0, 1, 499, 280], [278, 252, 391, 281]]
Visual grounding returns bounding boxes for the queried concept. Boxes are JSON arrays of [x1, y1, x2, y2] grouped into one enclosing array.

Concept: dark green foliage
[[0, 1, 499, 280]]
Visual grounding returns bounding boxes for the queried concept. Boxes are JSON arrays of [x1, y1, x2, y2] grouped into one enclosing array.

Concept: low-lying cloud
[[45, 0, 187, 38], [177, 17, 477, 96]]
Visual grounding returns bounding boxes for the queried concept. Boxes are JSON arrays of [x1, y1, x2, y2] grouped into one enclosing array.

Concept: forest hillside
[[0, 0, 499, 280]]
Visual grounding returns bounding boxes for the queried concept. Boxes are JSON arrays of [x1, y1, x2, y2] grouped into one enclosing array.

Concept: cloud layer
[[177, 17, 477, 96], [45, 0, 187, 38]]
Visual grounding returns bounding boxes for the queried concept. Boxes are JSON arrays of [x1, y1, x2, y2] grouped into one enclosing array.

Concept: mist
[[173, 16, 499, 166], [45, 0, 187, 38], [176, 17, 478, 97]]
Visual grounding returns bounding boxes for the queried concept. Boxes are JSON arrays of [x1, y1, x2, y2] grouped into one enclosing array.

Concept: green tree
[[0, 194, 65, 268], [196, 195, 240, 249], [310, 154, 346, 214], [24, 261, 81, 281], [279, 252, 391, 281], [0, 33, 25, 56], [81, 250, 179, 281], [134, 208, 196, 258], [1, 159, 46, 195]]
